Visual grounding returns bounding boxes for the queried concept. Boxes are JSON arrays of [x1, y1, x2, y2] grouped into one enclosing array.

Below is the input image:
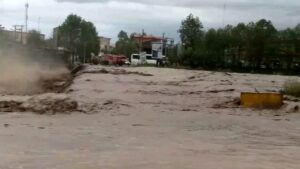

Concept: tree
[[294, 24, 300, 52], [166, 44, 179, 66], [295, 24, 300, 37], [227, 23, 248, 67], [79, 20, 100, 61], [27, 29, 45, 48], [179, 14, 205, 67], [58, 14, 99, 62], [179, 14, 204, 49], [249, 19, 277, 68], [118, 30, 129, 41], [204, 28, 224, 67], [278, 25, 300, 70], [113, 30, 138, 58]]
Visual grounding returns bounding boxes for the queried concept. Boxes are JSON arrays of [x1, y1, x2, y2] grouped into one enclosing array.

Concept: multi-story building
[[99, 36, 111, 54], [132, 34, 166, 58]]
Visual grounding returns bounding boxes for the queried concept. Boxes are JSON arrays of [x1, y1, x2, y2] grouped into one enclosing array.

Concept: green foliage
[[118, 30, 129, 41], [179, 14, 204, 49], [58, 14, 99, 62], [166, 45, 179, 65], [178, 14, 296, 70], [27, 29, 45, 48], [112, 30, 138, 58], [284, 81, 300, 97], [178, 14, 205, 67], [280, 25, 300, 53], [250, 19, 277, 67]]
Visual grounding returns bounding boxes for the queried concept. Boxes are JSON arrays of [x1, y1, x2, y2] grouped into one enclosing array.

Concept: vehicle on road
[[131, 53, 166, 66], [101, 54, 127, 66]]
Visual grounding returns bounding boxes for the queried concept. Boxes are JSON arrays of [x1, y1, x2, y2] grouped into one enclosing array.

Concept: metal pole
[[139, 29, 144, 54], [25, 2, 29, 33], [162, 33, 165, 56], [20, 26, 23, 44]]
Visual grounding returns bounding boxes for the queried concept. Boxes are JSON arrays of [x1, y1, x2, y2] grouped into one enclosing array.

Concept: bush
[[284, 81, 300, 97]]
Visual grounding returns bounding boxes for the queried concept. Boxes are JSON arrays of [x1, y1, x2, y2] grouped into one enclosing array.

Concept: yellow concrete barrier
[[241, 92, 283, 109]]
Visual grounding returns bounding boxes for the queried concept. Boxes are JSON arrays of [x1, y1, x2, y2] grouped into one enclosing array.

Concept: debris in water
[[83, 68, 153, 76], [212, 98, 241, 109], [22, 94, 78, 114], [0, 94, 78, 114], [207, 89, 235, 93]]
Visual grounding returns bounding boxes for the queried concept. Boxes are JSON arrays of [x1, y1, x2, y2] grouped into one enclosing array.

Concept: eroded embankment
[[0, 62, 83, 114], [0, 93, 78, 114]]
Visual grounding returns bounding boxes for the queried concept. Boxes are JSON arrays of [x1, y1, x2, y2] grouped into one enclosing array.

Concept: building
[[132, 34, 163, 44], [0, 28, 45, 45], [132, 34, 165, 58], [53, 27, 59, 48], [99, 36, 111, 54], [132, 34, 163, 54]]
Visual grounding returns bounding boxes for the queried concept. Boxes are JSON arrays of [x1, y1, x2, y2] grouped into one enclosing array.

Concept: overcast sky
[[0, 0, 299, 42]]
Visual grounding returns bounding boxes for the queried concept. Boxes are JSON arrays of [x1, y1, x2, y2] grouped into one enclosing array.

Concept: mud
[[0, 100, 24, 112], [0, 94, 78, 114], [1, 65, 300, 169], [211, 97, 241, 109], [82, 68, 153, 76]]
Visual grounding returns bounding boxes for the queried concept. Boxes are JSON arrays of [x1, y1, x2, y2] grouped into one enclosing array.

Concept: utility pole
[[162, 33, 165, 56], [13, 25, 24, 44], [139, 29, 144, 54], [25, 2, 29, 33]]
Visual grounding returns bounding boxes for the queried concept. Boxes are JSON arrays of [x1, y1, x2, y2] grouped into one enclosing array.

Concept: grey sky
[[0, 0, 299, 42]]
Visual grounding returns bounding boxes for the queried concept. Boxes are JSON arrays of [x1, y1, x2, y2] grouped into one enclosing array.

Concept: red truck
[[101, 54, 127, 66]]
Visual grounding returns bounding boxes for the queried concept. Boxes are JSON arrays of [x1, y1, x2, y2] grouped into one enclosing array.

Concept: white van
[[145, 54, 157, 65], [131, 54, 141, 65], [131, 53, 157, 65]]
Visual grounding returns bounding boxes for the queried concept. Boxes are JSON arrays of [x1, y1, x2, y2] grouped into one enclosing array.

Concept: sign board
[[152, 42, 163, 59]]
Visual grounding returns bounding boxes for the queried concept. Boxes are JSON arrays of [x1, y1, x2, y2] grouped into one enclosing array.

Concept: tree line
[[175, 14, 300, 72]]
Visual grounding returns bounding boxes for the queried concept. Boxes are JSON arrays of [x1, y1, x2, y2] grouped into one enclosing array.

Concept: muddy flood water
[[0, 65, 300, 169]]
